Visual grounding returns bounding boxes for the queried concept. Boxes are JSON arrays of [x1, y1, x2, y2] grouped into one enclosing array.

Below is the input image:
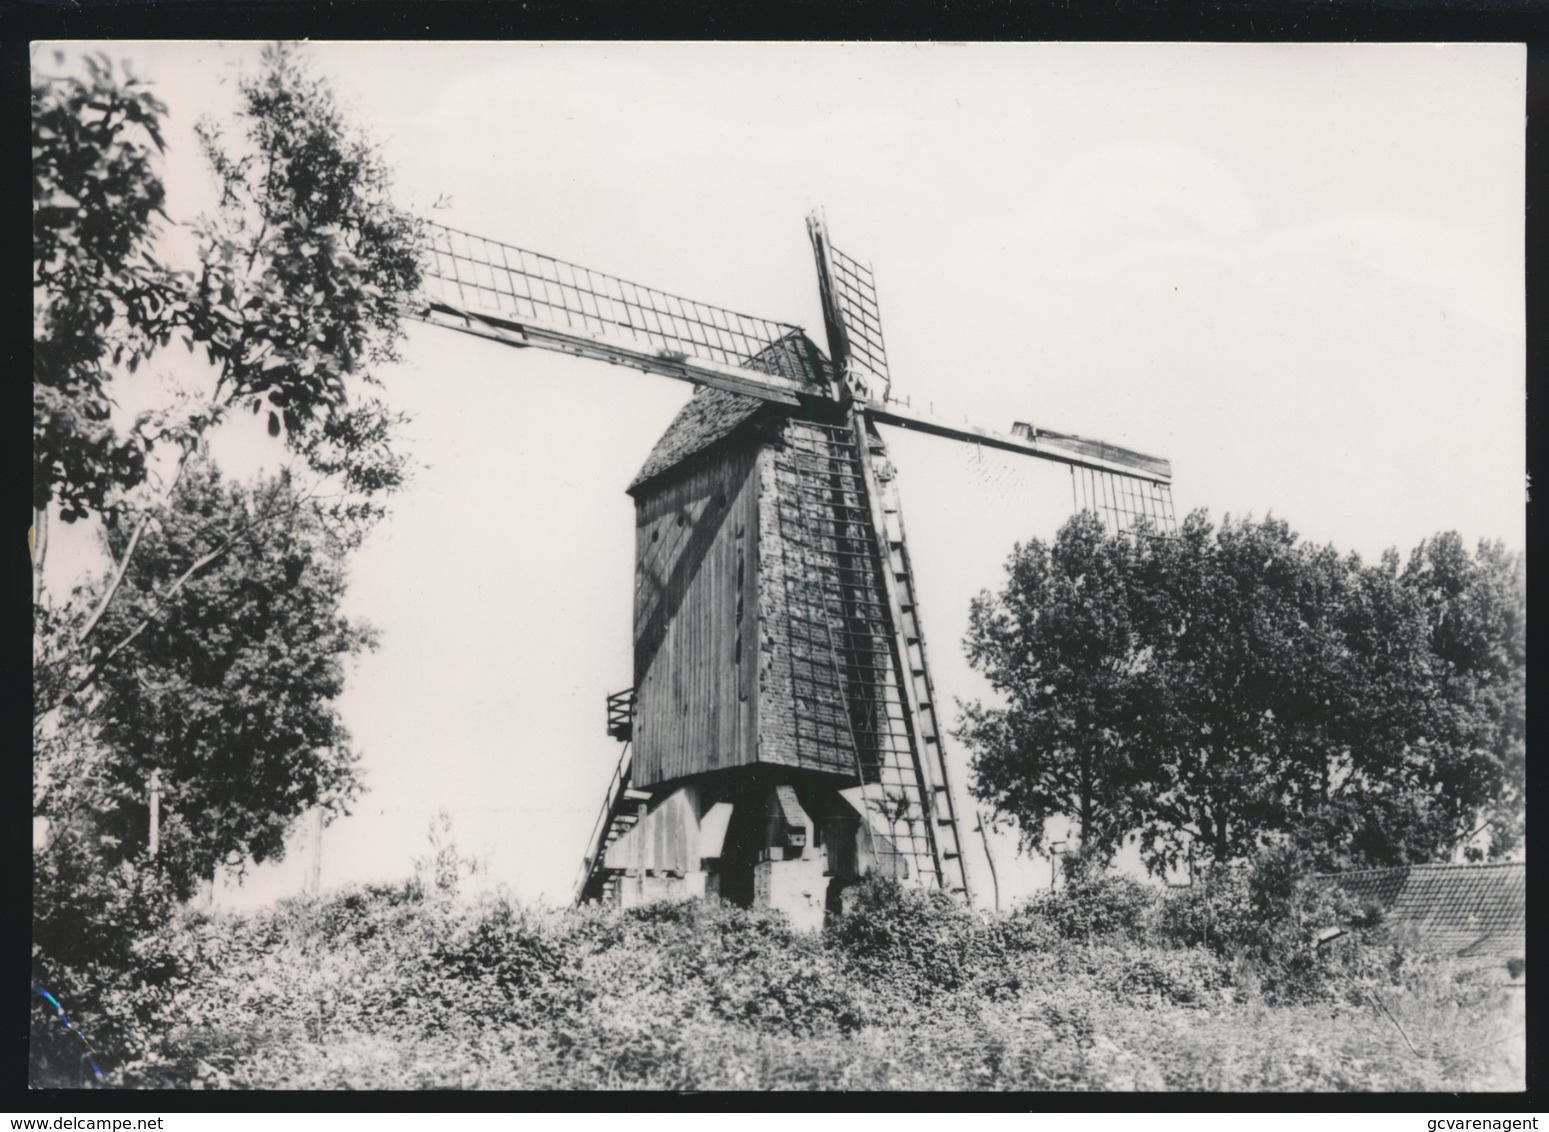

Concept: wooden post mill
[[410, 213, 1177, 927]]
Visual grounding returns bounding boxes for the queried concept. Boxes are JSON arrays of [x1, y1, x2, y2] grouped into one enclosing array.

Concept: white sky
[[37, 41, 1525, 909]]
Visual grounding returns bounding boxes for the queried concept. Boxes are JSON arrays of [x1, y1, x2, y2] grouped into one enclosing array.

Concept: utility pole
[[973, 810, 1001, 912], [148, 769, 162, 859], [1049, 838, 1069, 891], [305, 807, 324, 896]]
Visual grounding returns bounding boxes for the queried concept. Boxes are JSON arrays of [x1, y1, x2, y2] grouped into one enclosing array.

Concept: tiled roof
[[627, 385, 769, 493], [1320, 862, 1525, 959]]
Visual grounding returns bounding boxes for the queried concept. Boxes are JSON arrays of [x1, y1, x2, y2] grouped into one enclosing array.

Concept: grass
[[32, 878, 1524, 1092]]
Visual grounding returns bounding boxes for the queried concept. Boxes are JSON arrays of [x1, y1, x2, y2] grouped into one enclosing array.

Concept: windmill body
[[605, 381, 952, 924], [413, 214, 1176, 923]]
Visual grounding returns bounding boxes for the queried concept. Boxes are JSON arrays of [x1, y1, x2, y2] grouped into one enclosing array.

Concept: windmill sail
[[416, 221, 820, 404], [806, 214, 891, 402], [1069, 465, 1178, 537]]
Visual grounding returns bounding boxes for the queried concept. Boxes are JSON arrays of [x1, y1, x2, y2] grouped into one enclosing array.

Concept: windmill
[[411, 213, 1176, 927]]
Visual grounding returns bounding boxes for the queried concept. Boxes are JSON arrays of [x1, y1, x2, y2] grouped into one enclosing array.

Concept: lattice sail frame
[[421, 221, 820, 385], [1070, 466, 1179, 537], [806, 215, 891, 403], [825, 243, 892, 402]]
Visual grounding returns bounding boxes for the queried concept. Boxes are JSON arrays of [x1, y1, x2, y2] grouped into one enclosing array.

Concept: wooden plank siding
[[631, 417, 875, 790], [631, 445, 762, 787]]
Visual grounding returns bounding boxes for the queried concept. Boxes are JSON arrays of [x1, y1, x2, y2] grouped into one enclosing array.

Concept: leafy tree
[[32, 52, 182, 559], [1398, 534, 1525, 858], [32, 44, 424, 1079], [186, 41, 419, 510], [1117, 513, 1363, 868], [40, 458, 373, 902], [33, 44, 420, 722], [30, 460, 374, 1079], [1275, 544, 1439, 865], [961, 510, 1525, 873], [958, 511, 1150, 859]]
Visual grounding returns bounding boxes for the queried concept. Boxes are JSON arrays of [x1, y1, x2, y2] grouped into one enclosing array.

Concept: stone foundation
[[752, 856, 828, 932]]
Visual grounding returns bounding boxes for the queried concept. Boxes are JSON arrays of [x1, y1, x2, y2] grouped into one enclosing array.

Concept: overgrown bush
[[33, 869, 1522, 1091], [565, 899, 862, 1043], [1150, 843, 1372, 1002], [31, 829, 186, 1087], [1023, 855, 1158, 943], [826, 875, 981, 1008], [1105, 946, 1231, 1009]]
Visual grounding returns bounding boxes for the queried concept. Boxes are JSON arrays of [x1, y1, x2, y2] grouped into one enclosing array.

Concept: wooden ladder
[[856, 419, 972, 900]]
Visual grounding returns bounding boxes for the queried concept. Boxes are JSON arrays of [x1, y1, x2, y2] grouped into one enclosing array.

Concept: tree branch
[[51, 479, 318, 716], [69, 538, 239, 705], [31, 505, 48, 606], [68, 433, 201, 656], [75, 509, 154, 644]]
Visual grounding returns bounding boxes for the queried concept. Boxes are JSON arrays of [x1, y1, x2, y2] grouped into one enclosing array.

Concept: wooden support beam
[[412, 300, 812, 406], [865, 401, 1172, 483]]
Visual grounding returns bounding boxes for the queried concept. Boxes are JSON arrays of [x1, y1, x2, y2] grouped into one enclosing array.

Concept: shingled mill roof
[[628, 385, 769, 492], [628, 331, 833, 493]]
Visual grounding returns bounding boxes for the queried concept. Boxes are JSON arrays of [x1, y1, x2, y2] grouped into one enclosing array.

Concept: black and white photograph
[[30, 39, 1526, 1091]]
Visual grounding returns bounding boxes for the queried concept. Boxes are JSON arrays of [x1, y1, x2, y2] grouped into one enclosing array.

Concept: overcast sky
[[40, 41, 1525, 908]]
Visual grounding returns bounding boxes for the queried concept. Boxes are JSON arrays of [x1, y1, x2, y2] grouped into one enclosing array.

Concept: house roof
[[627, 331, 832, 493], [1320, 861, 1525, 959]]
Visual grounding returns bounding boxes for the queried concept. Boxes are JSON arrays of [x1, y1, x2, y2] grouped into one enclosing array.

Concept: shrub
[[1107, 946, 1230, 1009], [31, 831, 188, 1087], [35, 855, 1517, 1091], [963, 903, 1063, 1002], [1155, 863, 1253, 952], [425, 895, 566, 1026], [682, 905, 860, 1035], [1154, 842, 1374, 1003], [825, 876, 980, 1007], [1022, 865, 1157, 943]]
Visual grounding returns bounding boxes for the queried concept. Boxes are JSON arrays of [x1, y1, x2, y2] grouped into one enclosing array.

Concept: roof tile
[[1321, 862, 1525, 959]]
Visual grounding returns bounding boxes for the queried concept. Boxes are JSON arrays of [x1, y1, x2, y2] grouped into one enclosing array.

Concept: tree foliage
[[33, 43, 422, 726], [33, 45, 420, 531], [189, 41, 420, 514], [958, 511, 1147, 856], [34, 44, 421, 951], [33, 44, 421, 717], [33, 52, 181, 520], [79, 459, 374, 899], [961, 510, 1524, 873], [32, 47, 428, 1079]]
